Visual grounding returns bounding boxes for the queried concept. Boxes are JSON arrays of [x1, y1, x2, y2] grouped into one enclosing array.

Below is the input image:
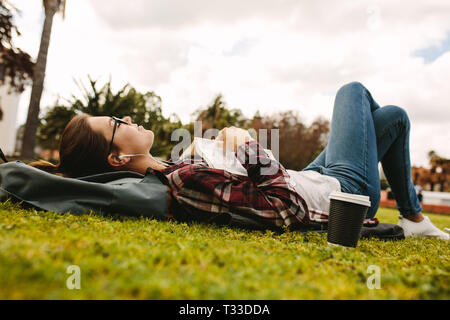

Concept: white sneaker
[[398, 215, 449, 240]]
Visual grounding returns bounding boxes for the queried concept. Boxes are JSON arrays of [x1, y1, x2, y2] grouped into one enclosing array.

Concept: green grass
[[0, 200, 449, 299]]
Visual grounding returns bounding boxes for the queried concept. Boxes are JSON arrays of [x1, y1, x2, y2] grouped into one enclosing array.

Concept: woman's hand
[[216, 126, 254, 152]]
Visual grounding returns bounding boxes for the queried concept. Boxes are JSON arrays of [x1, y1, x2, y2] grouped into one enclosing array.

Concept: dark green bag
[[0, 161, 169, 219]]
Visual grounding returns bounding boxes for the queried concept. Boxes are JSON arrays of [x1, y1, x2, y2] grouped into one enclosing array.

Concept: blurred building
[[0, 76, 21, 156], [412, 157, 450, 192]]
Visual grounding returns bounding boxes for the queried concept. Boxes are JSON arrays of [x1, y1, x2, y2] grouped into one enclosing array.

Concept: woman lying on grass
[[30, 82, 448, 240]]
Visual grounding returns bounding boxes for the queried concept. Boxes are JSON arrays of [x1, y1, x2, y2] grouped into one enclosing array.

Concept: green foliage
[[37, 76, 184, 158], [69, 77, 161, 120], [251, 110, 330, 170], [0, 201, 449, 299], [193, 94, 249, 131], [38, 105, 76, 150], [0, 0, 34, 92], [37, 77, 330, 166]]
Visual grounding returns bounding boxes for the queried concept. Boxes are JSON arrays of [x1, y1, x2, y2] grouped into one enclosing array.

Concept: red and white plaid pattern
[[147, 141, 311, 228]]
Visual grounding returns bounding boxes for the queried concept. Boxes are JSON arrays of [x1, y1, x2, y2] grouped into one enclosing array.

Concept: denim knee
[[383, 105, 410, 130], [337, 81, 366, 95]]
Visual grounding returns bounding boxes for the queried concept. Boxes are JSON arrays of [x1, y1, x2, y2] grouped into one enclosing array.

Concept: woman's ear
[[107, 153, 131, 168]]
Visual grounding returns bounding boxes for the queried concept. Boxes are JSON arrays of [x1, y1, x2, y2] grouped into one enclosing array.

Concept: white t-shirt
[[286, 169, 341, 223]]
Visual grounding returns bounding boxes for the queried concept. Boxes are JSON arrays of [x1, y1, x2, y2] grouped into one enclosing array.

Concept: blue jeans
[[302, 82, 422, 219]]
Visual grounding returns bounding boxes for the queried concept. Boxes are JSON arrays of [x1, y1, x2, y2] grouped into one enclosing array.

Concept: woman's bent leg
[[373, 106, 448, 239], [372, 105, 422, 218], [302, 82, 448, 238], [320, 81, 381, 218], [302, 147, 327, 172]]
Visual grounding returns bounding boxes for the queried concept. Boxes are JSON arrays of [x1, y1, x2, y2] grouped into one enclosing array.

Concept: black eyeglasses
[[108, 116, 129, 155]]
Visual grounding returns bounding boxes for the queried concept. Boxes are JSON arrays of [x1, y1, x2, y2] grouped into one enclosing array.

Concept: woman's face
[[87, 116, 155, 155]]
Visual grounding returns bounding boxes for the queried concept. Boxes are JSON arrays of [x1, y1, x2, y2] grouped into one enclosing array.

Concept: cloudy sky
[[10, 0, 450, 167]]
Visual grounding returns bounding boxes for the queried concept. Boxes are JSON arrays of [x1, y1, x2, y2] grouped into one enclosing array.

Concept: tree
[[21, 0, 65, 159], [250, 110, 329, 170], [38, 76, 183, 159], [193, 94, 248, 131], [0, 0, 34, 92], [40, 84, 331, 165], [38, 104, 75, 150], [427, 150, 437, 160], [193, 95, 329, 170], [0, 0, 34, 120]]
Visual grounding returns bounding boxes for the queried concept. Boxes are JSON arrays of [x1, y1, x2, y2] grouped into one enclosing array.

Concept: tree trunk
[[20, 3, 57, 159]]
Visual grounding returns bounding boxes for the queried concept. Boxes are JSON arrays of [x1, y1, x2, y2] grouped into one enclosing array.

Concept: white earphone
[[118, 154, 146, 160]]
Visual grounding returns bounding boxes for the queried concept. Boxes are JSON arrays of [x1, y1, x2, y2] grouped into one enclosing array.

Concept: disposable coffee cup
[[327, 191, 371, 248]]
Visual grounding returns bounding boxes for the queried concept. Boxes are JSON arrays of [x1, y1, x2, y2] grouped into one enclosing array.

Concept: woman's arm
[[216, 126, 254, 152], [165, 129, 310, 228]]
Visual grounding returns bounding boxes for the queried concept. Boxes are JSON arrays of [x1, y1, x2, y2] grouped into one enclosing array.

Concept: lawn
[[0, 200, 449, 300]]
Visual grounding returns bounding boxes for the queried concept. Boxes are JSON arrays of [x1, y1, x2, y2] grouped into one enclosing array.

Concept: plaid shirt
[[147, 140, 310, 228]]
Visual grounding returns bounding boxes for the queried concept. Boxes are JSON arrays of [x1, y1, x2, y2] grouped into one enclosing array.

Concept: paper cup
[[327, 191, 371, 248]]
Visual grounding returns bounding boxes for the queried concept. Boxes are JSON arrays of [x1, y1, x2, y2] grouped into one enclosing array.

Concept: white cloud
[[90, 0, 302, 30], [9, 0, 450, 167]]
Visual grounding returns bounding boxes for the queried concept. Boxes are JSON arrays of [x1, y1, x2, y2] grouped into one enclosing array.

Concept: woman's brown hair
[[29, 114, 115, 178]]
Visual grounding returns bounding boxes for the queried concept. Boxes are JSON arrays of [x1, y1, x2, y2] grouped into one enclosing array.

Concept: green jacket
[[0, 161, 285, 230], [0, 161, 169, 219]]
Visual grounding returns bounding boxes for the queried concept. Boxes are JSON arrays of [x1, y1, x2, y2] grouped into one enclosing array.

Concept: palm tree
[[428, 150, 437, 160], [194, 94, 247, 131], [21, 0, 65, 159]]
